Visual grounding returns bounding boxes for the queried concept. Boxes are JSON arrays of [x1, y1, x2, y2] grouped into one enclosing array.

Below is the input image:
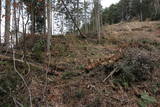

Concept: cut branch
[[103, 67, 120, 82]]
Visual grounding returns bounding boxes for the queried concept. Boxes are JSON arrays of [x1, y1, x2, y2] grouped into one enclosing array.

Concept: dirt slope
[[1, 21, 160, 107], [29, 21, 160, 107]]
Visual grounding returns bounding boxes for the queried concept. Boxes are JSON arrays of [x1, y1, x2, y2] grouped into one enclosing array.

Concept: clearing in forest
[[0, 21, 160, 107]]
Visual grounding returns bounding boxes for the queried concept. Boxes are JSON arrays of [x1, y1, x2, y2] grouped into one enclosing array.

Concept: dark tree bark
[[13, 0, 18, 45], [5, 0, 11, 46], [0, 0, 1, 45]]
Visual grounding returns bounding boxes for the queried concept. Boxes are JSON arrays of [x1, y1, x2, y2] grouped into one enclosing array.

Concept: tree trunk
[[140, 0, 143, 21], [17, 1, 21, 43], [93, 0, 101, 43], [84, 0, 88, 34], [77, 0, 80, 35], [0, 0, 1, 45], [13, 0, 18, 46], [73, 1, 76, 33], [43, 0, 46, 35], [31, 1, 35, 34], [47, 0, 52, 55], [5, 0, 11, 46]]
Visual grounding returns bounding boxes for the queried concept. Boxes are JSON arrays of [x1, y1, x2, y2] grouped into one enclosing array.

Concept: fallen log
[[0, 54, 65, 75], [85, 53, 122, 72], [0, 48, 31, 59], [0, 54, 44, 70]]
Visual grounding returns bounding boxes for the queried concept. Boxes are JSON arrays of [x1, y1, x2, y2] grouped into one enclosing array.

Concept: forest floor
[[0, 21, 160, 107]]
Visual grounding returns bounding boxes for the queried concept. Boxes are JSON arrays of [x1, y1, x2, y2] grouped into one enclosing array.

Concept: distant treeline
[[102, 0, 160, 24]]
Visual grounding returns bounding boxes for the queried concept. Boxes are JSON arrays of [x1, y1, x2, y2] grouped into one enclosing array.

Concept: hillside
[[0, 21, 160, 107]]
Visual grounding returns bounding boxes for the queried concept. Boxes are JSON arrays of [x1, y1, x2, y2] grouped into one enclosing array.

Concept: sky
[[101, 0, 120, 8]]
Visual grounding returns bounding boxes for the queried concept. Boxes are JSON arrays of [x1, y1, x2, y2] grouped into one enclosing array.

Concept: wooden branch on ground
[[0, 54, 44, 70], [103, 67, 120, 82], [0, 54, 65, 74], [85, 53, 122, 72], [0, 48, 31, 58]]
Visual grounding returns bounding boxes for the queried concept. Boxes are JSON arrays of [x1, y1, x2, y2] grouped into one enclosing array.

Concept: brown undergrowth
[[0, 21, 160, 107]]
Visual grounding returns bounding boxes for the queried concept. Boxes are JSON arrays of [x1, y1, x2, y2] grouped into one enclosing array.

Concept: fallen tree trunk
[[0, 54, 44, 70], [0, 54, 65, 74], [85, 53, 122, 72], [0, 48, 32, 61]]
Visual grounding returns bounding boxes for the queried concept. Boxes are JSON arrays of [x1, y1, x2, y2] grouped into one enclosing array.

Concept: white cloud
[[101, 0, 120, 8]]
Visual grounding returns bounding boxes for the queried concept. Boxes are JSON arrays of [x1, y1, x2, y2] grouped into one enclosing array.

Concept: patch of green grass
[[74, 89, 85, 99], [138, 92, 157, 107], [157, 23, 160, 29], [61, 72, 80, 79], [151, 83, 160, 94], [32, 39, 46, 62], [0, 61, 7, 65], [0, 104, 12, 107], [32, 39, 46, 52], [0, 70, 22, 106], [138, 38, 160, 49], [113, 79, 129, 88], [53, 44, 74, 57], [76, 65, 85, 70]]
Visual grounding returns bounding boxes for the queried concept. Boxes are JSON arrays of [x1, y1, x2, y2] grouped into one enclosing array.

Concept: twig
[[42, 42, 51, 106], [12, 49, 33, 107], [43, 66, 49, 107], [103, 67, 119, 82], [0, 86, 7, 94], [12, 97, 24, 107], [25, 61, 31, 77]]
